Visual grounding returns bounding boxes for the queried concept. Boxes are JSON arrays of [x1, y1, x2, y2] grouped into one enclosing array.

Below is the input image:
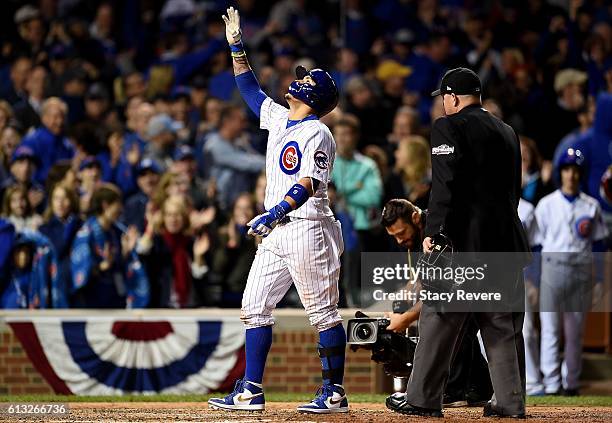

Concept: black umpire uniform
[[392, 68, 530, 417]]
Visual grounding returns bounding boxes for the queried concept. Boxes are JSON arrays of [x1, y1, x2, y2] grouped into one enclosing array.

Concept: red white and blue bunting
[[7, 316, 245, 395]]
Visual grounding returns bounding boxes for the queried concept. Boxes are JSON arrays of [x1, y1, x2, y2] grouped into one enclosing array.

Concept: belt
[[278, 216, 337, 225]]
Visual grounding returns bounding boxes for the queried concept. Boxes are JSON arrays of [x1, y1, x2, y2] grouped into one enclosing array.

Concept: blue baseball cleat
[[297, 383, 349, 414], [208, 379, 265, 411]]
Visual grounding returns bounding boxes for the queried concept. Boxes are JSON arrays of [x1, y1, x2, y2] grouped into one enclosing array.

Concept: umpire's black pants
[[405, 306, 525, 415], [445, 317, 493, 400]]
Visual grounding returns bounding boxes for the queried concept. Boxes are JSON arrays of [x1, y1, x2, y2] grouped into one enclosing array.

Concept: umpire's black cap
[[431, 67, 482, 97]]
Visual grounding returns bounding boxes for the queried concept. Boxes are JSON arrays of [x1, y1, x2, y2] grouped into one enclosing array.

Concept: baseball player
[[533, 148, 608, 396], [208, 7, 347, 414]]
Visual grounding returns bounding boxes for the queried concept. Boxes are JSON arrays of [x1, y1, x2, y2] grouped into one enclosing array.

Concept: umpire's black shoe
[[465, 389, 491, 407], [443, 392, 467, 407], [385, 392, 406, 409], [387, 399, 443, 417], [482, 402, 525, 419]]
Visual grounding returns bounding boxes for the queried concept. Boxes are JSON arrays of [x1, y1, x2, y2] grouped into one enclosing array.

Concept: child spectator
[[39, 184, 82, 307], [71, 184, 148, 308], [1, 146, 45, 211], [0, 230, 60, 309]]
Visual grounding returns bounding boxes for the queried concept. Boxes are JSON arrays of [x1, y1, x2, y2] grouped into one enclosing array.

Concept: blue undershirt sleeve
[[235, 71, 267, 118]]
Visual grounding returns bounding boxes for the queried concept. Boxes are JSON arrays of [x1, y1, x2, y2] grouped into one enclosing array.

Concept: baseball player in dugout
[[381, 199, 493, 407], [386, 68, 531, 418], [209, 7, 347, 414]]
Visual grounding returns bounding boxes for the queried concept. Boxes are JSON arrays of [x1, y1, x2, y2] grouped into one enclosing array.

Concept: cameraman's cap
[[431, 67, 481, 97]]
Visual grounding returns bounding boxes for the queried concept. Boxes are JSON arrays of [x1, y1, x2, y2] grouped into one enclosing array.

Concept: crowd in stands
[[0, 0, 611, 309]]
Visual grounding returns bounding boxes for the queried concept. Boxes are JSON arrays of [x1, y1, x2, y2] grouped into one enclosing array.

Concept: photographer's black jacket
[[425, 104, 530, 255]]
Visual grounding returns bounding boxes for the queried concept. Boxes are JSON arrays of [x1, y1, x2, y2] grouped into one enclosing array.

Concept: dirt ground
[[3, 402, 612, 422]]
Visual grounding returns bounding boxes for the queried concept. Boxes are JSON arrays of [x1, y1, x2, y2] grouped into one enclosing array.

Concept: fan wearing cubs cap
[[1, 146, 45, 212], [209, 7, 346, 414], [530, 148, 608, 397]]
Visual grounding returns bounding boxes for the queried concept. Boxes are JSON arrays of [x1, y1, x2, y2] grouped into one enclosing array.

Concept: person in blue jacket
[[70, 183, 149, 308], [20, 97, 75, 184], [0, 230, 62, 309], [39, 183, 82, 307]]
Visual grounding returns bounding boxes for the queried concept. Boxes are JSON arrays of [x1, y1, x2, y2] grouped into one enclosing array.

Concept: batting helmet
[[600, 165, 612, 206], [288, 66, 339, 117], [557, 147, 585, 169]]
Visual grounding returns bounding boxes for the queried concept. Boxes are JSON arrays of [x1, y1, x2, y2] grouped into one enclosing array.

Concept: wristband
[[230, 41, 244, 53], [286, 183, 309, 208], [269, 200, 292, 220]]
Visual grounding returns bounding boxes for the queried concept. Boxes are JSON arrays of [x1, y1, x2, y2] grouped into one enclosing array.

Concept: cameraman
[[381, 199, 492, 407]]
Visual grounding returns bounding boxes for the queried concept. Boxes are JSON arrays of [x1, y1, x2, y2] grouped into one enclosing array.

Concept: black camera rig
[[346, 311, 417, 377]]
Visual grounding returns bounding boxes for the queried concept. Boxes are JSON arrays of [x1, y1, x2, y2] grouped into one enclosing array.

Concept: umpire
[[387, 68, 530, 418]]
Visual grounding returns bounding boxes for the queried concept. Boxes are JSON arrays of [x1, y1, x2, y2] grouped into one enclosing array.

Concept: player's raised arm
[[221, 7, 267, 118]]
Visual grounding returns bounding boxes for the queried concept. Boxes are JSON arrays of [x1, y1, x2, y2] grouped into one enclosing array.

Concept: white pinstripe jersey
[[259, 97, 335, 219], [534, 190, 608, 252]]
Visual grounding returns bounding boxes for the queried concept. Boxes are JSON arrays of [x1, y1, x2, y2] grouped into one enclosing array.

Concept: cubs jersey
[[259, 97, 335, 219], [534, 190, 608, 252]]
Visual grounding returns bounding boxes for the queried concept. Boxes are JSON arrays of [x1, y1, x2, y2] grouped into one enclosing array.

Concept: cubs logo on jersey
[[575, 216, 593, 239], [314, 150, 329, 170], [279, 141, 302, 175]]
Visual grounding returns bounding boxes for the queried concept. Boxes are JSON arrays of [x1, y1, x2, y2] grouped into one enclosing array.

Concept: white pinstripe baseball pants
[[241, 217, 344, 331]]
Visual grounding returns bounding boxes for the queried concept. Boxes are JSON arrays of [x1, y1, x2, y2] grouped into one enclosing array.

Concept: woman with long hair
[[137, 194, 211, 308], [1, 185, 43, 231], [394, 135, 432, 210], [39, 184, 82, 307]]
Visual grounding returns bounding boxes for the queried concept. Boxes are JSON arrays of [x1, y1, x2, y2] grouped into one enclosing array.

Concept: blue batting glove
[[247, 200, 292, 237]]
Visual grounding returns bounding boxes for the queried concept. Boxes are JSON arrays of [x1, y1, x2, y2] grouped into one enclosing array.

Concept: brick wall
[[0, 323, 54, 395], [0, 311, 383, 396], [264, 331, 379, 393]]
